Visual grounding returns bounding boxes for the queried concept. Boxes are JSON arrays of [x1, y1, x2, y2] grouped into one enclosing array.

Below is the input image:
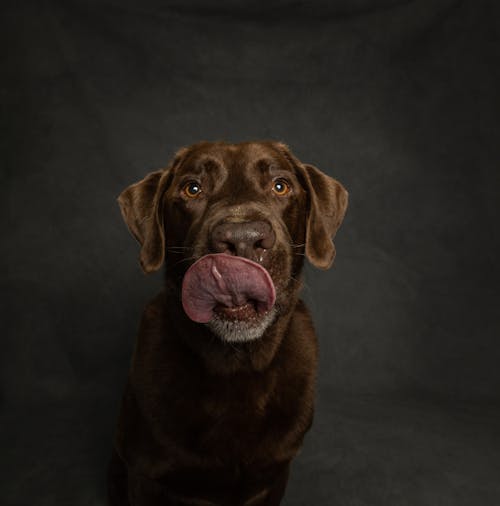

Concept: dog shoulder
[[285, 299, 318, 368]]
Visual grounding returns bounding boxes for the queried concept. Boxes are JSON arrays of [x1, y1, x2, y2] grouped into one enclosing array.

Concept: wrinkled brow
[[179, 155, 224, 175], [251, 156, 295, 172]]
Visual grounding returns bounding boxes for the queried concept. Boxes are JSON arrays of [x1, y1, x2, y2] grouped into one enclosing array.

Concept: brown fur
[[108, 141, 348, 505]]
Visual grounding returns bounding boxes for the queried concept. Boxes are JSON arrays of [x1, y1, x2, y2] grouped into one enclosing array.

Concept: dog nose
[[211, 221, 276, 260]]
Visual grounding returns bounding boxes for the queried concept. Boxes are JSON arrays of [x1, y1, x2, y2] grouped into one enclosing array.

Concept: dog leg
[[260, 464, 290, 506], [107, 448, 130, 506], [127, 472, 173, 506]]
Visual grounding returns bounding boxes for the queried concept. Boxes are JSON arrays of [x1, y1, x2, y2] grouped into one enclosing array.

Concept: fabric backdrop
[[4, 0, 500, 404], [2, 1, 500, 504]]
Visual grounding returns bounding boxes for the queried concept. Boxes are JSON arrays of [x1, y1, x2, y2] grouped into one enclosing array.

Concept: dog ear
[[118, 147, 190, 273], [118, 169, 171, 273], [299, 163, 348, 269], [272, 142, 348, 269]]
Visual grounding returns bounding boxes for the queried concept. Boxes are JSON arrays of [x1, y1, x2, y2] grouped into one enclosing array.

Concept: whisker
[[165, 246, 193, 252], [169, 255, 198, 268]]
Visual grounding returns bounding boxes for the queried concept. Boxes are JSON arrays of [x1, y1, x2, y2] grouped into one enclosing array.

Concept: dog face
[[118, 141, 347, 341]]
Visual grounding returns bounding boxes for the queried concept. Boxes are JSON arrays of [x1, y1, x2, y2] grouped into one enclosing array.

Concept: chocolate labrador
[[108, 141, 348, 506]]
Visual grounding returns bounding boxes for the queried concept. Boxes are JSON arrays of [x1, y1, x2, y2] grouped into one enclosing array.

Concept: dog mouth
[[213, 301, 260, 321], [181, 253, 276, 324]]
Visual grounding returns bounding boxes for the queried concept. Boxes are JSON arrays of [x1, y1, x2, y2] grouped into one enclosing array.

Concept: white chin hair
[[206, 309, 277, 343]]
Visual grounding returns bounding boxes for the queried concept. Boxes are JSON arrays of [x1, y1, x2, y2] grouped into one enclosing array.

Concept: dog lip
[[219, 248, 267, 265], [213, 301, 260, 321]]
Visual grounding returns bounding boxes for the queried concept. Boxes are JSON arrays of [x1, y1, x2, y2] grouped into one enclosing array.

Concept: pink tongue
[[181, 253, 276, 323]]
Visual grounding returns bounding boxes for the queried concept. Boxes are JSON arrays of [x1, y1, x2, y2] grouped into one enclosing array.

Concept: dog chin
[[206, 308, 277, 343]]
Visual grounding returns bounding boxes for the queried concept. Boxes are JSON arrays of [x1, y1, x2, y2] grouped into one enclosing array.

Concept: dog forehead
[[228, 142, 289, 169], [178, 141, 288, 172]]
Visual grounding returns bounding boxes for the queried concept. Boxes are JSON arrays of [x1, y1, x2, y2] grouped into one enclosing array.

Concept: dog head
[[118, 141, 348, 342]]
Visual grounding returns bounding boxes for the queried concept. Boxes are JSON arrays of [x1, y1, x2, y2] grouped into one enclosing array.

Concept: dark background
[[2, 0, 500, 504]]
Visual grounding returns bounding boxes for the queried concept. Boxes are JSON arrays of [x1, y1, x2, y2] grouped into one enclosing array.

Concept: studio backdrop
[[3, 1, 500, 505]]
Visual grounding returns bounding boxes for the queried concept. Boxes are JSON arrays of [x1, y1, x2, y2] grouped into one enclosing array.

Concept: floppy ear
[[117, 169, 171, 273], [271, 142, 348, 269], [298, 163, 348, 270]]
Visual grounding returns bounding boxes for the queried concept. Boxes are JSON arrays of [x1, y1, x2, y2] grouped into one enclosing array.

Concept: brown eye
[[183, 181, 202, 198], [272, 178, 291, 196]]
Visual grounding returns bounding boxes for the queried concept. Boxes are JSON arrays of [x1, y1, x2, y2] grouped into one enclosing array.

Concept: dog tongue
[[181, 253, 276, 323]]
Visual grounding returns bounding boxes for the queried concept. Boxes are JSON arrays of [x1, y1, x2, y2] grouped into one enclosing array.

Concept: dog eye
[[272, 179, 291, 196], [182, 181, 202, 198]]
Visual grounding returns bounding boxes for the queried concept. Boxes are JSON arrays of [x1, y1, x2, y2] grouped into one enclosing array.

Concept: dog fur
[[108, 141, 348, 506]]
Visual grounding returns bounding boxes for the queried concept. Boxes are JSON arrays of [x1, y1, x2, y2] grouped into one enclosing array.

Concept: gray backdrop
[[3, 1, 500, 505]]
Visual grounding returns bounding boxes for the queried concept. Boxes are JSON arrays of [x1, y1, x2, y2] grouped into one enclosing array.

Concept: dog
[[108, 141, 348, 506]]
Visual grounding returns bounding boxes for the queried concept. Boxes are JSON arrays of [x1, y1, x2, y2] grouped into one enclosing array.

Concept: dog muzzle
[[181, 253, 276, 323]]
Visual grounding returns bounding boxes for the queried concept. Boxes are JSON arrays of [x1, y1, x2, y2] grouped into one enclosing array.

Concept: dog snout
[[210, 221, 276, 260]]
